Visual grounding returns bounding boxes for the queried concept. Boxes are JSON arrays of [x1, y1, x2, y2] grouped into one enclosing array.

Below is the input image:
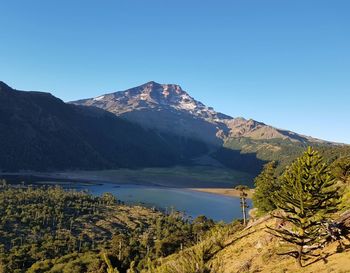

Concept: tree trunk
[[297, 245, 303, 268], [118, 241, 122, 260], [242, 201, 247, 226]]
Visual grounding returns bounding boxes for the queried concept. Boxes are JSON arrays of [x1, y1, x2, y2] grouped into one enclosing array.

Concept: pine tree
[[268, 147, 340, 267], [331, 156, 350, 184], [332, 156, 350, 209], [252, 161, 279, 215], [235, 185, 249, 225]]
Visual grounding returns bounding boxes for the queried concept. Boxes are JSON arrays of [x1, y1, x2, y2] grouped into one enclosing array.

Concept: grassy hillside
[[143, 213, 350, 273]]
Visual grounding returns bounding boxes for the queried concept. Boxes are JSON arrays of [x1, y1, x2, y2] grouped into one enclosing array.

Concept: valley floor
[[0, 166, 255, 188]]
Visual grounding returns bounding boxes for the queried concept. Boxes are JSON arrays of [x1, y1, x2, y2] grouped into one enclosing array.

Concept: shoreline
[[0, 172, 255, 199], [190, 188, 254, 199]]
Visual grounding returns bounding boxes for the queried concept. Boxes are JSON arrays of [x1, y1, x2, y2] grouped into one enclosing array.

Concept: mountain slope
[[1, 80, 343, 174], [72, 81, 335, 146], [0, 81, 208, 171], [71, 81, 339, 172], [72, 81, 232, 146]]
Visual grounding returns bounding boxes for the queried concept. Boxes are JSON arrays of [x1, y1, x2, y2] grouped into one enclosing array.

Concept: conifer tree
[[332, 156, 350, 209], [269, 147, 340, 267], [331, 156, 350, 184], [235, 185, 249, 225], [252, 161, 279, 215]]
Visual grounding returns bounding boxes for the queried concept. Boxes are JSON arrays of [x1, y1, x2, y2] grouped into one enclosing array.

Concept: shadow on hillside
[[211, 147, 268, 176]]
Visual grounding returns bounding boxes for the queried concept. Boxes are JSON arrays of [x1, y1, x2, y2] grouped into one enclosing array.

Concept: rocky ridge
[[72, 81, 333, 145]]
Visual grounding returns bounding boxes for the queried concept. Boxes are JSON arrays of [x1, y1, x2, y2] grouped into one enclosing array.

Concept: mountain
[[0, 81, 208, 171], [72, 81, 230, 146], [71, 81, 339, 171], [1, 80, 344, 174], [72, 81, 333, 145]]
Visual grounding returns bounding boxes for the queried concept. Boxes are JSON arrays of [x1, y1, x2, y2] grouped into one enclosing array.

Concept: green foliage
[[211, 147, 267, 176], [223, 137, 306, 174], [0, 184, 218, 273], [192, 216, 215, 242], [0, 83, 209, 172], [101, 192, 118, 205], [331, 156, 350, 184], [223, 136, 350, 175], [102, 252, 120, 273], [106, 213, 219, 272], [235, 185, 249, 192], [330, 156, 350, 210], [142, 221, 243, 273], [340, 186, 350, 210], [268, 147, 340, 267], [0, 185, 110, 272], [253, 161, 279, 215], [27, 252, 106, 273]]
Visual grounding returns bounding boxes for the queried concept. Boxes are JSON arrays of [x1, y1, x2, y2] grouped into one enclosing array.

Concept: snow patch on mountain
[[93, 95, 105, 101], [71, 81, 332, 145]]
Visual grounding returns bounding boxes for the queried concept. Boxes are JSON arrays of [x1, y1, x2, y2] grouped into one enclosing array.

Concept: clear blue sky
[[0, 0, 349, 143]]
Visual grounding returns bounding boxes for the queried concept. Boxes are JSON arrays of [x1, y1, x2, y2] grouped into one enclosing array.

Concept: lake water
[[86, 183, 251, 222], [0, 174, 251, 222]]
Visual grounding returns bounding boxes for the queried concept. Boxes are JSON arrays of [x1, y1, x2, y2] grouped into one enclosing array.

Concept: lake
[[0, 174, 251, 222], [85, 183, 251, 222]]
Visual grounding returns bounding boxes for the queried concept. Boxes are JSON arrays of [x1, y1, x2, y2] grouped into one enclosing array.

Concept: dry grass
[[144, 214, 350, 273], [212, 217, 350, 273]]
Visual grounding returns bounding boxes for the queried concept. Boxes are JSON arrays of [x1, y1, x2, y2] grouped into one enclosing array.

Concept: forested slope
[[0, 81, 208, 171]]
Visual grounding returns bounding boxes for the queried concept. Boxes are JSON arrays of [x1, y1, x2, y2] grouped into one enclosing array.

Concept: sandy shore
[[190, 188, 254, 199], [0, 172, 255, 198]]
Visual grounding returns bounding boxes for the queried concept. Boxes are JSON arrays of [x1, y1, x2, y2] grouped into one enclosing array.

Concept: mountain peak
[[0, 81, 12, 92], [139, 81, 161, 89], [143, 80, 161, 86], [108, 81, 196, 111], [71, 82, 333, 145], [136, 81, 185, 97], [71, 81, 231, 123]]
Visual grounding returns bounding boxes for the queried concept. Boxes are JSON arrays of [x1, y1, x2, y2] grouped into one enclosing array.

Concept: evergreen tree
[[252, 161, 279, 215], [331, 156, 350, 184], [268, 147, 340, 267], [235, 185, 249, 225], [332, 156, 350, 209]]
